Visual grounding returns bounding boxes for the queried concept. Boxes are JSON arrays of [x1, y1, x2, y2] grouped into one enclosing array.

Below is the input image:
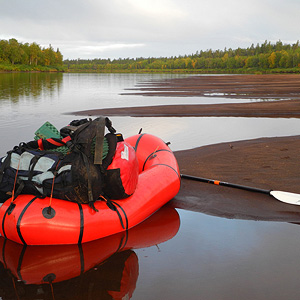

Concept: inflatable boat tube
[[0, 133, 180, 245]]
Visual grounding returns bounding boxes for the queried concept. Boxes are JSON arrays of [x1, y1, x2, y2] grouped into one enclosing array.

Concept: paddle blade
[[270, 191, 300, 205]]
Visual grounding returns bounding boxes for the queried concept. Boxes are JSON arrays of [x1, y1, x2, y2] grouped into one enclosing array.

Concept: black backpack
[[0, 117, 119, 211]]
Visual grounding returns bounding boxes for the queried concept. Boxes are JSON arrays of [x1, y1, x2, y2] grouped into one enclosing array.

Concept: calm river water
[[0, 72, 300, 300]]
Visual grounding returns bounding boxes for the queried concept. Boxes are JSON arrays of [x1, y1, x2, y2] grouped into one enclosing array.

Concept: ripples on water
[[0, 72, 300, 300]]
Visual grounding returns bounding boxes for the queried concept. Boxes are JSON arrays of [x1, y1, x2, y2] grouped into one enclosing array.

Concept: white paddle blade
[[270, 191, 300, 205]]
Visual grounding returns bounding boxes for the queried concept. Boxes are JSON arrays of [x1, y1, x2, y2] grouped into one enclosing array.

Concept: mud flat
[[123, 74, 300, 100], [71, 100, 300, 118], [70, 74, 300, 222], [71, 75, 300, 118], [172, 135, 300, 223]]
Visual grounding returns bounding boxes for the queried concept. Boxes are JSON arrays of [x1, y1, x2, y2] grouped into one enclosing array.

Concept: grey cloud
[[0, 0, 300, 59]]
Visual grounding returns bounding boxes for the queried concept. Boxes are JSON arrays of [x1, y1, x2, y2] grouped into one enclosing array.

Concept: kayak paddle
[[181, 174, 300, 206]]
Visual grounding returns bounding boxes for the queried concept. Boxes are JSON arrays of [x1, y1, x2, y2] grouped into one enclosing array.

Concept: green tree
[[278, 50, 289, 68], [43, 45, 56, 66], [8, 38, 23, 64], [55, 48, 63, 65], [29, 42, 41, 65], [0, 39, 9, 62], [258, 53, 269, 68], [268, 52, 277, 68]]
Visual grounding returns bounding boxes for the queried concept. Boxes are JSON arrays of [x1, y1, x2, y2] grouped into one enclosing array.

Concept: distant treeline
[[64, 40, 300, 73], [0, 38, 64, 71]]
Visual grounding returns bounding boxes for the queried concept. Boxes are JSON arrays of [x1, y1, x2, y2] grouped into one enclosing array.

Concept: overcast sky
[[1, 0, 299, 60]]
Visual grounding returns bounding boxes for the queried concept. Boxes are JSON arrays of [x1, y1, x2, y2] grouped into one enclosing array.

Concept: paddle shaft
[[181, 174, 271, 195]]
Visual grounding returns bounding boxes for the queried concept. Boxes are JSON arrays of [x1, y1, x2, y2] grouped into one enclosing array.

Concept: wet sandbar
[[70, 74, 300, 222]]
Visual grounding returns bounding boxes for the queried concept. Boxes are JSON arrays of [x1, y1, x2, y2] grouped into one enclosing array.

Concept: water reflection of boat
[[0, 204, 180, 299]]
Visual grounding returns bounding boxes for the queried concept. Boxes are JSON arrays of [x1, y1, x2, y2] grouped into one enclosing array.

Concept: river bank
[[172, 135, 300, 222], [71, 74, 300, 222]]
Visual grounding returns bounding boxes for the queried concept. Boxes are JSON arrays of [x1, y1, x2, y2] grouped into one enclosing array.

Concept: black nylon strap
[[0, 151, 12, 183], [94, 117, 106, 165], [149, 163, 180, 179], [81, 152, 98, 212], [1, 202, 16, 239], [134, 133, 145, 152], [142, 149, 172, 171], [105, 198, 126, 229], [82, 153, 93, 202], [17, 196, 38, 245], [105, 117, 116, 134], [13, 180, 25, 200], [112, 200, 129, 231], [77, 203, 84, 244], [28, 154, 42, 181]]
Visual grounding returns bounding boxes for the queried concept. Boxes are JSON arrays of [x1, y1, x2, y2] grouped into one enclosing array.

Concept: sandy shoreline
[[70, 74, 300, 222], [172, 135, 300, 223]]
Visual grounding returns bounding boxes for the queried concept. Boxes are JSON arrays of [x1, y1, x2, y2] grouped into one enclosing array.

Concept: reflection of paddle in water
[[0, 204, 180, 299], [173, 178, 300, 223], [181, 174, 300, 206]]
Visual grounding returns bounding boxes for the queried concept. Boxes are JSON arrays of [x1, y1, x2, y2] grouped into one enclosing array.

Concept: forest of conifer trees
[[64, 40, 300, 73], [1, 39, 300, 73]]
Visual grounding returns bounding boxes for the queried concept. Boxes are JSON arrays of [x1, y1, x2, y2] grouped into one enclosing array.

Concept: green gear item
[[34, 121, 109, 158]]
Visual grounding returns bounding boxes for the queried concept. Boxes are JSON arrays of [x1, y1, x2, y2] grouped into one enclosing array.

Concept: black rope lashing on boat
[[111, 200, 129, 231], [142, 148, 172, 171], [77, 203, 84, 244], [16, 196, 38, 245], [134, 133, 145, 152], [100, 195, 128, 230]]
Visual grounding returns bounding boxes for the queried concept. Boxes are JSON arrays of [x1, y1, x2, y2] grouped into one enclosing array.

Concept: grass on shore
[[1, 63, 300, 74], [0, 63, 65, 72]]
